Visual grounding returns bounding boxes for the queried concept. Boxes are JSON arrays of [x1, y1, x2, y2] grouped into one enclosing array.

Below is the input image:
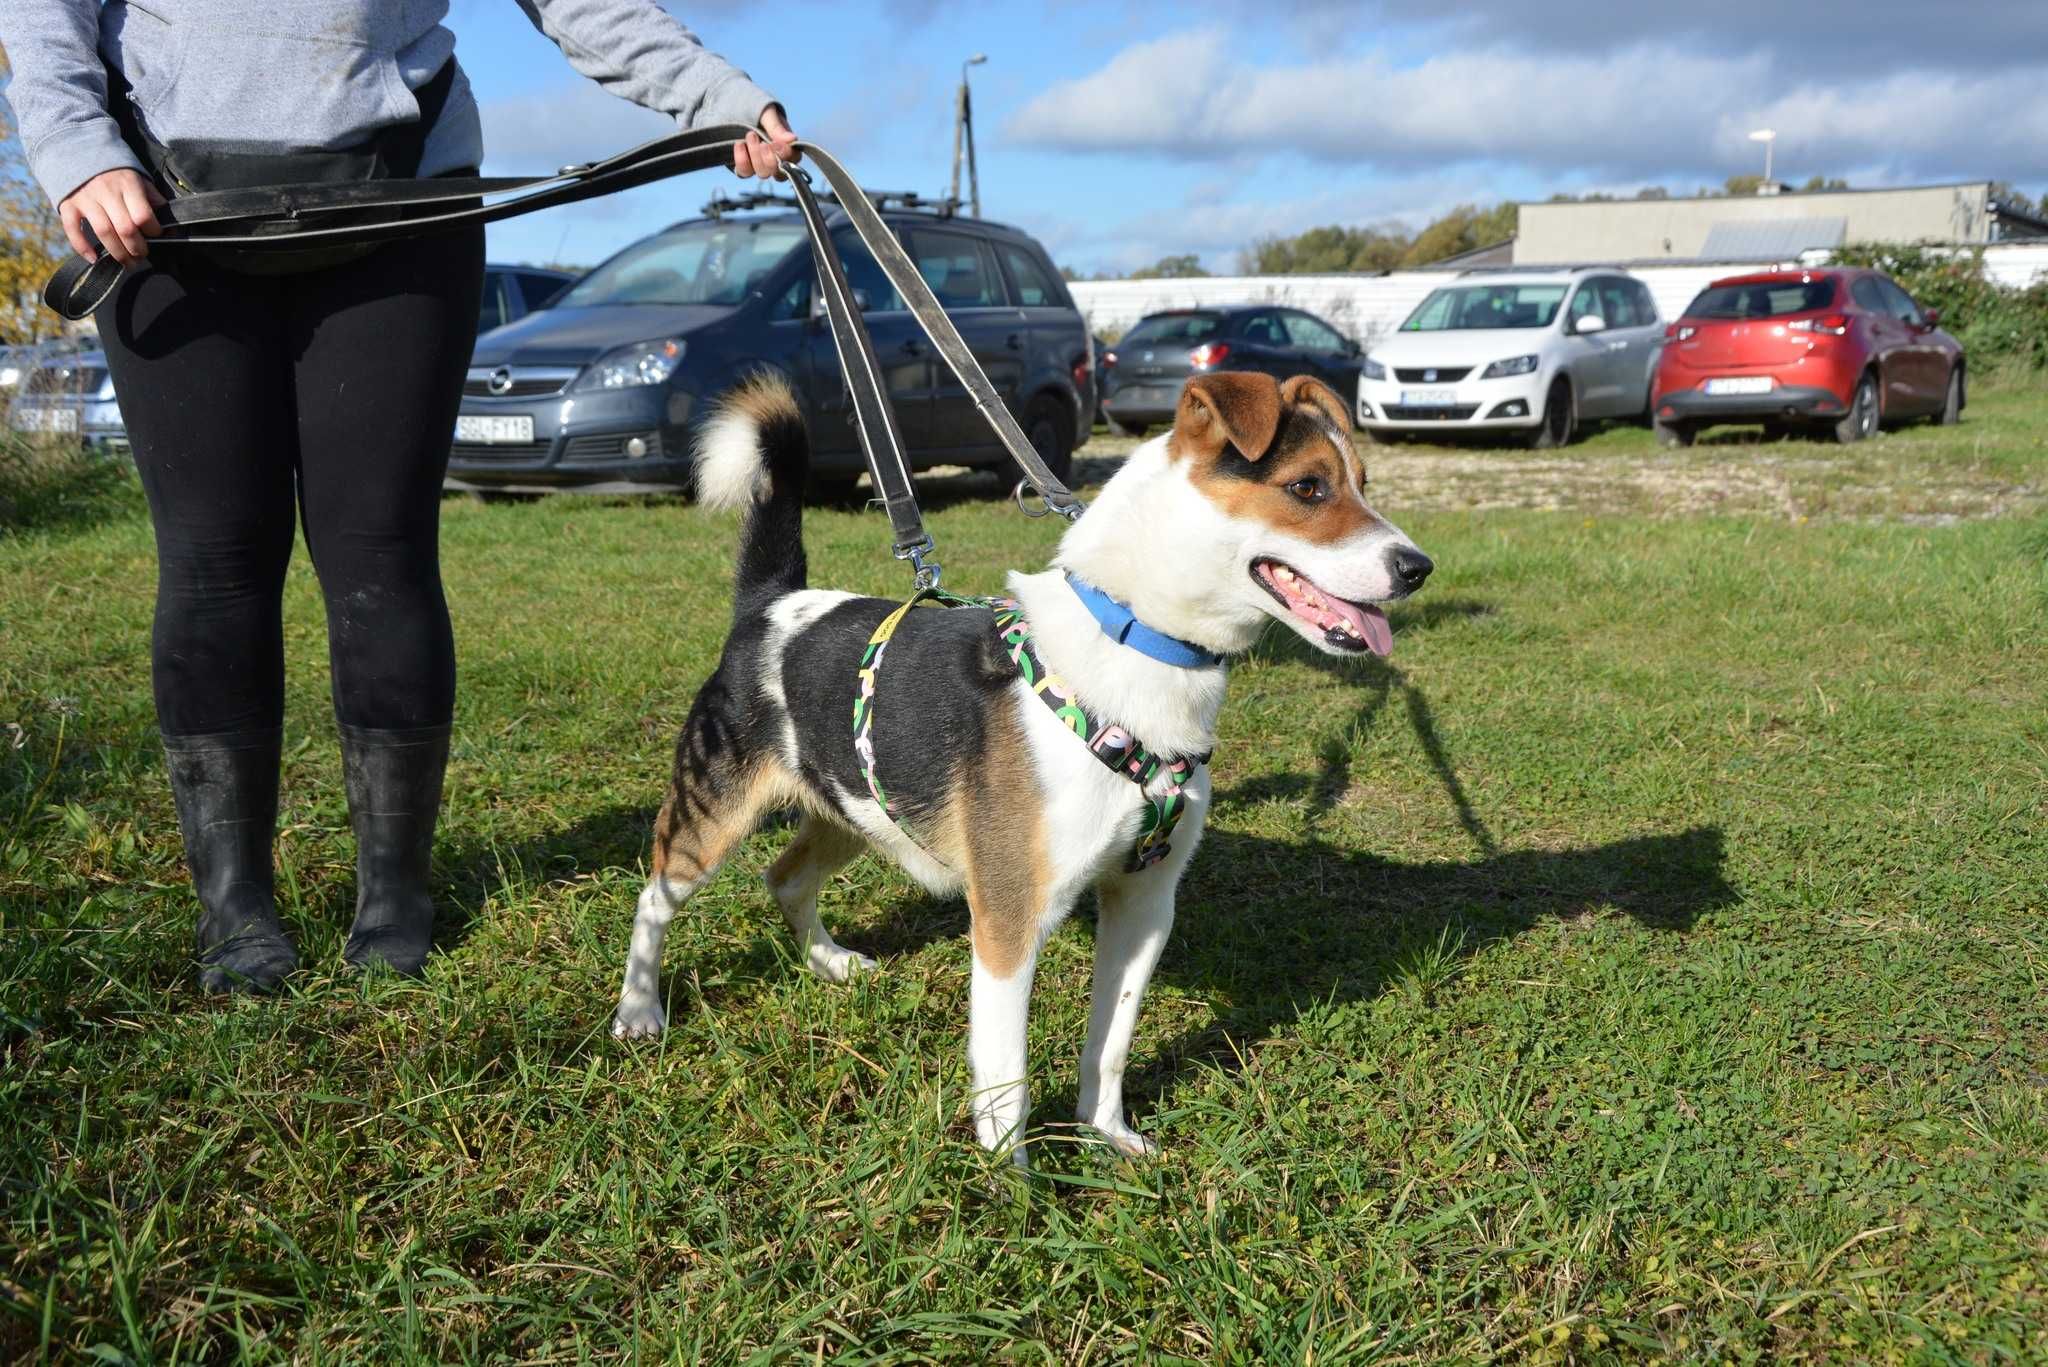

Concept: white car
[[1356, 268, 1663, 447]]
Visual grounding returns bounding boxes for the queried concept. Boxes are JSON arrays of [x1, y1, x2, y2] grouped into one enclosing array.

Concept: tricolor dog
[[612, 370, 1432, 1164]]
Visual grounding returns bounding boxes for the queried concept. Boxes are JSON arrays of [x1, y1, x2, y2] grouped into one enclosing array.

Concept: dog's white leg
[[970, 942, 1040, 1166], [764, 815, 875, 984], [613, 872, 696, 1039], [1076, 874, 1176, 1158]]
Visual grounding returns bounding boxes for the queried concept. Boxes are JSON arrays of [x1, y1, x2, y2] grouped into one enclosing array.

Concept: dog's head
[[1150, 371, 1431, 657]]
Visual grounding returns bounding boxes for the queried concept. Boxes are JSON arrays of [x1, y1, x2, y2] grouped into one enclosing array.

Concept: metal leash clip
[[894, 535, 942, 589]]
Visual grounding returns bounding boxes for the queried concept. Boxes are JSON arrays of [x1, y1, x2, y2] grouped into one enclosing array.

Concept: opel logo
[[487, 366, 515, 396], [1423, 368, 1437, 382]]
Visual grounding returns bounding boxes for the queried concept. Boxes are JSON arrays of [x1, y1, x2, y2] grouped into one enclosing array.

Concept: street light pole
[[951, 54, 987, 216], [1748, 128, 1776, 188]]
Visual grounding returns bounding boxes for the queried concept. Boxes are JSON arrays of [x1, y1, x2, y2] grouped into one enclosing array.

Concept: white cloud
[[1006, 30, 2048, 186]]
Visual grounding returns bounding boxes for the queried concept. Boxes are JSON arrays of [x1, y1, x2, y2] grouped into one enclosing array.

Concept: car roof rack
[[1455, 263, 1622, 277], [699, 187, 964, 219]]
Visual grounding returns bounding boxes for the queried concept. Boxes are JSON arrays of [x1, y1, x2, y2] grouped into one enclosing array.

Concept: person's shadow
[[433, 593, 1734, 1111]]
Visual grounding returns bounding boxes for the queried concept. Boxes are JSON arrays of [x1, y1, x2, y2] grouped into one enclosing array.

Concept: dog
[[611, 369, 1432, 1165]]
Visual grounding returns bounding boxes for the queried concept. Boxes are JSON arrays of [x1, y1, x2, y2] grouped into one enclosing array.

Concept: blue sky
[[461, 0, 2048, 276]]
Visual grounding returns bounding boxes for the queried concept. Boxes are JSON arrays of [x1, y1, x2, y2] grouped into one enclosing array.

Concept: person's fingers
[[100, 194, 148, 262], [731, 137, 750, 178], [60, 201, 96, 262], [760, 105, 800, 164], [746, 131, 777, 180], [120, 180, 162, 239], [80, 204, 130, 266]]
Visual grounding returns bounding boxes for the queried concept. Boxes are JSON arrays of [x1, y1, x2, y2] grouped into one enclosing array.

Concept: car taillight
[[1788, 314, 1849, 336], [1666, 323, 1697, 341], [1189, 342, 1231, 368], [1102, 350, 1117, 369]]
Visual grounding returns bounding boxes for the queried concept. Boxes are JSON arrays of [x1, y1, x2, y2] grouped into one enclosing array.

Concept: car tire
[[1833, 372, 1879, 445], [1937, 367, 1963, 426], [1021, 396, 1075, 486], [1526, 378, 1574, 449], [1654, 419, 1695, 448]]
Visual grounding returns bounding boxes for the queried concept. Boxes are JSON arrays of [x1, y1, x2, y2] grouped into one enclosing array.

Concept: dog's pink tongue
[[1325, 598, 1393, 656]]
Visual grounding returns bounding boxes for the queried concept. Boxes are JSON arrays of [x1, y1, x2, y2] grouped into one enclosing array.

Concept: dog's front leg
[[968, 941, 1038, 1166], [1075, 871, 1178, 1158]]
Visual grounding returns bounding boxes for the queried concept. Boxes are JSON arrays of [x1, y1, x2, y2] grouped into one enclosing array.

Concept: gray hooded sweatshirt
[[0, 1, 778, 207]]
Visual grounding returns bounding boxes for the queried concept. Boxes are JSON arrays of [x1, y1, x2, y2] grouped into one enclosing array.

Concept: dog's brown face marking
[[1169, 373, 1382, 545]]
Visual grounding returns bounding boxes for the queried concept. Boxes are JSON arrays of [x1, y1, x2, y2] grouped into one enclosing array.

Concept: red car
[[1652, 268, 1964, 445]]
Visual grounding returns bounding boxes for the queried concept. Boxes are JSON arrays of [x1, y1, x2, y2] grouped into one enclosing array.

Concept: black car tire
[[1020, 396, 1075, 486], [1526, 378, 1575, 449], [1654, 419, 1695, 448], [1937, 367, 1963, 426], [1833, 372, 1879, 445]]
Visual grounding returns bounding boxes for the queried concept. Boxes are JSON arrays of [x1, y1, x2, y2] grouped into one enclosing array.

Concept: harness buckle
[[894, 535, 941, 589]]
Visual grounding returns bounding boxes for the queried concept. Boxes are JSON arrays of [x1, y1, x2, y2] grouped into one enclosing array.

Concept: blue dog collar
[[1063, 573, 1224, 669]]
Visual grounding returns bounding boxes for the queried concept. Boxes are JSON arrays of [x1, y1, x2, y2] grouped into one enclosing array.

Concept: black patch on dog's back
[[781, 597, 1018, 832]]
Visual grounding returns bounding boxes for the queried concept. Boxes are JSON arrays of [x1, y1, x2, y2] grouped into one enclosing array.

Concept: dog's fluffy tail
[[694, 374, 809, 610]]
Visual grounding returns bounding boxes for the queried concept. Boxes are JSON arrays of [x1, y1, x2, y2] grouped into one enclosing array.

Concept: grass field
[[4, 387, 2046, 1362]]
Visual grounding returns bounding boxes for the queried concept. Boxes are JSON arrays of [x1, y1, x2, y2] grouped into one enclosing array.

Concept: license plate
[[1704, 376, 1774, 396], [454, 414, 535, 444], [1399, 388, 1457, 407], [10, 406, 78, 434]]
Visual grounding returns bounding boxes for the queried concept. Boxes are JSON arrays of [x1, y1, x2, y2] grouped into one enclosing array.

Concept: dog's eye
[[1286, 477, 1326, 503]]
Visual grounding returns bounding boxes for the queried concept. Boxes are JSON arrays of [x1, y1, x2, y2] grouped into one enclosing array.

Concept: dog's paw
[[1086, 1119, 1158, 1160], [807, 945, 878, 985], [611, 996, 668, 1039]]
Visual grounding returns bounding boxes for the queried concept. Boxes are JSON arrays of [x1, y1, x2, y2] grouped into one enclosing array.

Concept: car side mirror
[[1573, 314, 1607, 336], [1920, 307, 1940, 330], [807, 287, 871, 323]]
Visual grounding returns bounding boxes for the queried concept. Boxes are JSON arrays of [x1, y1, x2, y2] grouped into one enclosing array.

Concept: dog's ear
[[1175, 372, 1283, 463], [1281, 375, 1353, 436]]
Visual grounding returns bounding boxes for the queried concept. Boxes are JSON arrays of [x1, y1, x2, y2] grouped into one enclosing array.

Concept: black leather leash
[[43, 123, 1086, 582]]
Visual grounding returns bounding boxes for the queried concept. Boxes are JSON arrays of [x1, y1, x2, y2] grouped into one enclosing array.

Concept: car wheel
[[1937, 367, 1963, 426], [1526, 378, 1574, 449], [1654, 419, 1695, 448], [1021, 396, 1075, 486], [1105, 414, 1147, 439], [1833, 372, 1879, 445]]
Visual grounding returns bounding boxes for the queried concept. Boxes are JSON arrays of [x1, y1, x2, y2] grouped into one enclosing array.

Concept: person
[[0, 2, 796, 992]]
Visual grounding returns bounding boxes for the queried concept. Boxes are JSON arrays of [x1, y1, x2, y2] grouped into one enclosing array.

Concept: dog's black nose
[[1390, 546, 1433, 591]]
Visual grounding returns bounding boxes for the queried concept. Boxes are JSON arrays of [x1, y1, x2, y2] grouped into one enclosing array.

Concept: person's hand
[[732, 105, 798, 181], [59, 168, 165, 266]]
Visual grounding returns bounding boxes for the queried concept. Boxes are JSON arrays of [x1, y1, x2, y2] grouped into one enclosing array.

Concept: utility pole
[[950, 54, 987, 216]]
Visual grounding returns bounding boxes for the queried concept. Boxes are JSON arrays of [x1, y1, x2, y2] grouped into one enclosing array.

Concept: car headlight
[[1480, 354, 1539, 379], [573, 338, 685, 391], [1360, 356, 1387, 381]]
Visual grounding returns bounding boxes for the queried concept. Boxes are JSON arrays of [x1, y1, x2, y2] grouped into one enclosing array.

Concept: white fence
[[1069, 242, 2048, 345]]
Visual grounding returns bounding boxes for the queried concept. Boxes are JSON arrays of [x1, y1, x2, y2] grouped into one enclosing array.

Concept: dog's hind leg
[[614, 683, 789, 1039], [763, 815, 875, 983]]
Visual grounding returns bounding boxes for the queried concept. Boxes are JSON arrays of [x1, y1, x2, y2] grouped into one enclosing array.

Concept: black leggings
[[97, 228, 485, 738]]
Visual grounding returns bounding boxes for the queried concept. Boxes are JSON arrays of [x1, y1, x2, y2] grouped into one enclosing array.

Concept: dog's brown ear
[[1282, 375, 1353, 437], [1174, 372, 1283, 463]]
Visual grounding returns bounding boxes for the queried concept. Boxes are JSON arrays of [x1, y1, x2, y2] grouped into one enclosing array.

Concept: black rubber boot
[[162, 729, 299, 994], [339, 724, 449, 976]]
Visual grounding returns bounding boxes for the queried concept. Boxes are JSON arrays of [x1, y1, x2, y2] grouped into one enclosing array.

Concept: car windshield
[[557, 218, 807, 307], [1401, 284, 1568, 331], [1120, 312, 1224, 346], [1684, 279, 1837, 319]]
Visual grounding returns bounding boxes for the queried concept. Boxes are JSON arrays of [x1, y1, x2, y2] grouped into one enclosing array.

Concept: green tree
[[1239, 224, 1410, 274], [1722, 174, 1766, 196], [1800, 175, 1850, 192], [1129, 253, 1209, 280], [1, 47, 68, 345]]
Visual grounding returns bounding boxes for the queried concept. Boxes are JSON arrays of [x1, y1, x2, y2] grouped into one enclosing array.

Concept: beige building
[[1514, 182, 2048, 265]]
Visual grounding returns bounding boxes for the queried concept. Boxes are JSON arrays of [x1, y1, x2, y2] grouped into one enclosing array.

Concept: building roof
[[1697, 216, 1847, 259]]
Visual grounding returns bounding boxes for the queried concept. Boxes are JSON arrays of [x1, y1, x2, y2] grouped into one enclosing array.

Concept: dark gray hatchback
[[1099, 305, 1362, 435], [448, 197, 1093, 495]]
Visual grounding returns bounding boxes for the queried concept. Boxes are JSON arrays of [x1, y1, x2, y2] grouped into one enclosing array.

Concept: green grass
[[3, 387, 2046, 1362]]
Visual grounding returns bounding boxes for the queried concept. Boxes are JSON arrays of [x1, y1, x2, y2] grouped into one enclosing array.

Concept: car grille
[[450, 439, 552, 464], [463, 376, 569, 398], [562, 432, 662, 462], [26, 365, 107, 395], [1383, 404, 1480, 421], [462, 365, 580, 399], [1394, 367, 1472, 383]]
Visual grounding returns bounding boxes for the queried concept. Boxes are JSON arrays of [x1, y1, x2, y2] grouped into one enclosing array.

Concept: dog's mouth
[[1251, 559, 1392, 656]]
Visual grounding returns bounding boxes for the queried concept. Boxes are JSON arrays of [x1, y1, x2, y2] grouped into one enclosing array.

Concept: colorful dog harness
[[854, 589, 1209, 872]]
